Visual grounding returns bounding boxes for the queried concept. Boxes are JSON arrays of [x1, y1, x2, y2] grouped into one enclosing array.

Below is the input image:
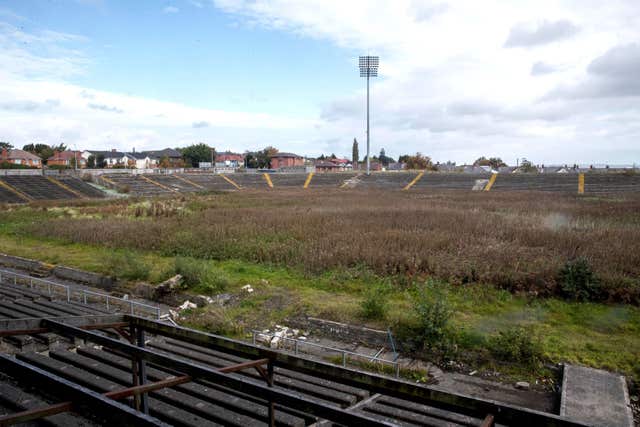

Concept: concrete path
[[561, 364, 634, 427]]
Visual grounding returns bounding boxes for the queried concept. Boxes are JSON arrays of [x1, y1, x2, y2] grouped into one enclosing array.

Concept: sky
[[0, 0, 639, 165]]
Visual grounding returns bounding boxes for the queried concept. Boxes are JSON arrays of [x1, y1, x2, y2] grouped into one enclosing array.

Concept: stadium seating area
[[0, 175, 105, 203], [1, 172, 638, 202]]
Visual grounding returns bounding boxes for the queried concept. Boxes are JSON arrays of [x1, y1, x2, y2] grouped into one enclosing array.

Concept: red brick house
[[315, 161, 341, 173], [47, 151, 86, 168], [0, 149, 42, 168], [270, 152, 304, 169], [216, 151, 245, 167]]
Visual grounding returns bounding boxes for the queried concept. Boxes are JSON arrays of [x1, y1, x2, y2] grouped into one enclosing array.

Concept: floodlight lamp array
[[359, 56, 379, 77]]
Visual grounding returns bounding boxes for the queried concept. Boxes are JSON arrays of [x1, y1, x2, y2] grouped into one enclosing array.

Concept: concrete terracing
[[560, 364, 634, 427]]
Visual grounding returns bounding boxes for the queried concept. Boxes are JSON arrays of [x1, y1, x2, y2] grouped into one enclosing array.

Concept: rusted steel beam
[[481, 414, 495, 427], [43, 319, 396, 427], [218, 357, 269, 373], [128, 316, 591, 427], [106, 375, 192, 400], [0, 402, 72, 426], [0, 376, 193, 426], [0, 354, 167, 426]]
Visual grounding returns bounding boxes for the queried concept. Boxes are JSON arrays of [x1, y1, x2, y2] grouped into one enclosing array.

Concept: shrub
[[396, 281, 455, 356], [559, 257, 601, 301], [488, 327, 543, 365], [360, 282, 391, 319], [106, 251, 150, 281], [174, 257, 228, 293]]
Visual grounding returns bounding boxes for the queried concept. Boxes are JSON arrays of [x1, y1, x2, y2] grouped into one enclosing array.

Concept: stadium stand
[[55, 177, 106, 199], [584, 173, 640, 193], [0, 182, 26, 204], [410, 173, 484, 190], [358, 172, 420, 190], [310, 172, 358, 187], [491, 174, 578, 192], [0, 175, 76, 200], [232, 173, 271, 188], [269, 173, 307, 187]]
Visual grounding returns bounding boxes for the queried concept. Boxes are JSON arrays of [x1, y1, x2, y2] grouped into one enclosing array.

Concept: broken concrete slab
[[560, 364, 634, 427]]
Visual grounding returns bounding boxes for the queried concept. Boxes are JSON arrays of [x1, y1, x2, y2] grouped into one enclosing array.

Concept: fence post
[[156, 306, 160, 319], [252, 331, 257, 346], [66, 286, 70, 303], [130, 301, 134, 315], [47, 283, 51, 296], [342, 352, 347, 367], [395, 362, 400, 378], [83, 291, 87, 304], [294, 340, 299, 355], [106, 296, 109, 311]]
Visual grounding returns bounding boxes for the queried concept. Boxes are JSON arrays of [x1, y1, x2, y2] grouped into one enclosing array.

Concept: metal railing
[[0, 269, 160, 319], [252, 330, 400, 378]]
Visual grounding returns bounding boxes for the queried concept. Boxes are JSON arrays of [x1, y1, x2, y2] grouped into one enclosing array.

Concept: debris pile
[[255, 325, 308, 349]]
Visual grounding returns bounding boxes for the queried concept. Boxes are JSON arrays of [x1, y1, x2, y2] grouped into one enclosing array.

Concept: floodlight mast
[[359, 56, 378, 175]]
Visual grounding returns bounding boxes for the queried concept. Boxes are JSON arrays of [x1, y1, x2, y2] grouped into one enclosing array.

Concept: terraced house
[[0, 148, 42, 168]]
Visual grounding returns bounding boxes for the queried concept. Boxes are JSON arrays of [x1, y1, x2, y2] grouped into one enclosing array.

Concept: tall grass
[[22, 189, 640, 302]]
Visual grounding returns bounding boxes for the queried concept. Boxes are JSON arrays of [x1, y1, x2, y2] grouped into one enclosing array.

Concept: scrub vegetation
[[0, 189, 639, 381]]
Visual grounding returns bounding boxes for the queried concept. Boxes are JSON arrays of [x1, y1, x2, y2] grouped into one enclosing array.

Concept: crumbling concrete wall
[[52, 266, 116, 291], [289, 316, 388, 347], [0, 253, 48, 271]]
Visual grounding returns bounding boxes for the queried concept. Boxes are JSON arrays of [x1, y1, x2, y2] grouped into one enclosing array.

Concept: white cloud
[[163, 6, 180, 14], [1, 2, 640, 164], [211, 0, 640, 164]]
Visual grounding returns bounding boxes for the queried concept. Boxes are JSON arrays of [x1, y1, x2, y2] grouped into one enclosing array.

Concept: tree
[[23, 143, 67, 165], [352, 138, 359, 169], [378, 148, 395, 166], [159, 156, 171, 168], [519, 158, 537, 173], [87, 155, 96, 168], [473, 156, 506, 169], [244, 146, 277, 169], [0, 142, 12, 150], [405, 153, 436, 170], [96, 154, 106, 168], [398, 154, 410, 163], [179, 143, 215, 167]]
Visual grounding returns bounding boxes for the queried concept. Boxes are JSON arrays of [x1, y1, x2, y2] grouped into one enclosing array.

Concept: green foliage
[[360, 281, 391, 319], [245, 146, 277, 169], [179, 143, 215, 167], [0, 142, 12, 149], [488, 327, 543, 365], [87, 155, 95, 168], [411, 282, 454, 349], [105, 251, 150, 281], [402, 152, 437, 170], [519, 158, 537, 173], [174, 256, 228, 293], [22, 143, 67, 164], [559, 257, 601, 301], [473, 156, 506, 169], [0, 161, 37, 169]]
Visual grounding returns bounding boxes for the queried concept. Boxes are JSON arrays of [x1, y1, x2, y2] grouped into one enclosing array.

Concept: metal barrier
[[0, 269, 160, 319], [252, 330, 401, 378]]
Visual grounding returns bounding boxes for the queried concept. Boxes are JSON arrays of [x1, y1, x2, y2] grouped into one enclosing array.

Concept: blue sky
[[5, 0, 360, 117], [0, 0, 639, 164]]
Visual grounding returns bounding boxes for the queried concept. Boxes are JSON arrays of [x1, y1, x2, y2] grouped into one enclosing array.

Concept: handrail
[[252, 329, 400, 378], [0, 268, 160, 319]]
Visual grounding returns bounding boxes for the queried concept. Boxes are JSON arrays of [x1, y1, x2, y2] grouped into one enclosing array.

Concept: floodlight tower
[[359, 55, 378, 175]]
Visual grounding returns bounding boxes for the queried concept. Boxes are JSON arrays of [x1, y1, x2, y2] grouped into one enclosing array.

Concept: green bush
[[174, 257, 228, 293], [360, 282, 391, 319], [488, 326, 543, 365], [106, 251, 150, 281], [559, 257, 601, 301]]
